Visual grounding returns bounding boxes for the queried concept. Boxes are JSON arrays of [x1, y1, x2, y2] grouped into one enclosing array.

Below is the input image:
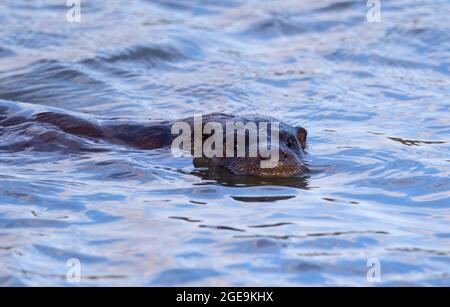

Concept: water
[[0, 0, 449, 286]]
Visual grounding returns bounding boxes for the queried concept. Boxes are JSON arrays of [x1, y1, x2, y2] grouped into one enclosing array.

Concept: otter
[[0, 100, 308, 177]]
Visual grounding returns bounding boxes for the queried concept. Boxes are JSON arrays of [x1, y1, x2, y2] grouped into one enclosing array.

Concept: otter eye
[[286, 138, 293, 148]]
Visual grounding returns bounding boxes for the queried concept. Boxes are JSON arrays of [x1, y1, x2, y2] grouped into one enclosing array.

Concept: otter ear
[[296, 127, 307, 149]]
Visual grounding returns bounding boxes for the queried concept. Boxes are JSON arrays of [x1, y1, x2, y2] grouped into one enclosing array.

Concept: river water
[[0, 0, 449, 286]]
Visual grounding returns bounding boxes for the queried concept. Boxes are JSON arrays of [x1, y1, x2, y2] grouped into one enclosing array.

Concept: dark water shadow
[[315, 1, 358, 13], [187, 167, 310, 189], [231, 195, 296, 203], [388, 137, 447, 147]]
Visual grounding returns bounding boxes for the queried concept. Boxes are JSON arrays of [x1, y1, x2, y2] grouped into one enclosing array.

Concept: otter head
[[192, 116, 308, 178]]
